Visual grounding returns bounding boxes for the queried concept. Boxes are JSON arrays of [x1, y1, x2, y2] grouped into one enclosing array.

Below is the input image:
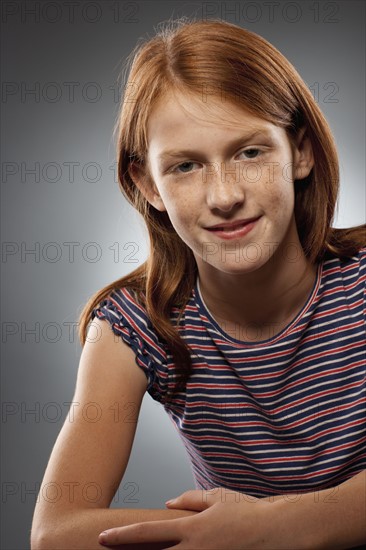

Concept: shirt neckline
[[194, 262, 323, 347]]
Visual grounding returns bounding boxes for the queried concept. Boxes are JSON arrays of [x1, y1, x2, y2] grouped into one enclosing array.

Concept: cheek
[[261, 166, 294, 216], [162, 195, 197, 238], [164, 189, 198, 220]]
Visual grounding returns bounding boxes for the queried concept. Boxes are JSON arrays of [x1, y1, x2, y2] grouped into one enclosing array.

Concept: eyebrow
[[157, 130, 273, 162]]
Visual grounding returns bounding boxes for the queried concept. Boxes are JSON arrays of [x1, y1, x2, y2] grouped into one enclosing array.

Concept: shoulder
[[341, 246, 366, 277], [91, 287, 166, 370], [102, 286, 149, 328], [322, 245, 366, 273], [92, 285, 167, 358], [320, 246, 366, 303], [91, 285, 171, 403]]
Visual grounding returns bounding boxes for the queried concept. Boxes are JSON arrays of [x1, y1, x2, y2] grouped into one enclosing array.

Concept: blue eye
[[241, 148, 260, 159], [171, 149, 261, 175], [176, 162, 196, 173]]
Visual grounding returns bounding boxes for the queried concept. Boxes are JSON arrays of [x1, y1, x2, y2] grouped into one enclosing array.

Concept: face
[[131, 91, 313, 276]]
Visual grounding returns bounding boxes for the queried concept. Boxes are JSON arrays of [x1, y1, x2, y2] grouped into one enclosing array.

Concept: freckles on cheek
[[168, 196, 194, 224], [262, 171, 294, 217], [166, 207, 193, 240], [270, 190, 286, 216]]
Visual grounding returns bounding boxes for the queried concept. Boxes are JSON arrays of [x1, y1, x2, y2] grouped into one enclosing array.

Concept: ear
[[128, 162, 166, 212], [292, 127, 314, 180]]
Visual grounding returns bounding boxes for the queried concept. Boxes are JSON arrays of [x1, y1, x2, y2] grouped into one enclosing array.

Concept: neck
[[195, 239, 318, 339]]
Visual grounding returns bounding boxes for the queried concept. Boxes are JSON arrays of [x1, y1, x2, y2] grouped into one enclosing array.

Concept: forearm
[[31, 506, 197, 550], [270, 470, 366, 549]]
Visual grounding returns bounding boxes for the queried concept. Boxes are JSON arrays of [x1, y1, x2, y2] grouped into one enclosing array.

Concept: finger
[[166, 488, 222, 511], [99, 519, 182, 546]]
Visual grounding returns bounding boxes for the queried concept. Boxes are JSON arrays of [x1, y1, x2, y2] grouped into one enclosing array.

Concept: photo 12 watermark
[[1, 1, 140, 24], [2, 400, 141, 424], [2, 480, 141, 504], [201, 1, 341, 24], [1, 80, 340, 105], [1, 241, 141, 264]]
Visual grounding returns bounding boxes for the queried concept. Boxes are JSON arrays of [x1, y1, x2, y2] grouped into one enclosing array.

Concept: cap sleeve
[[91, 288, 169, 404]]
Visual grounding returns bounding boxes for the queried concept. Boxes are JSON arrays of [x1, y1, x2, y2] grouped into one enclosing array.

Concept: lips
[[205, 216, 260, 231], [204, 216, 261, 241]]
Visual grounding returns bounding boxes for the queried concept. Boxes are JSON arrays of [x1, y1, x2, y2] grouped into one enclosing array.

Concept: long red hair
[[78, 18, 365, 401]]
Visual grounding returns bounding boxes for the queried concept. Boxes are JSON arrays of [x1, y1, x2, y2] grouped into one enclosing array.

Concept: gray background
[[1, 1, 365, 548]]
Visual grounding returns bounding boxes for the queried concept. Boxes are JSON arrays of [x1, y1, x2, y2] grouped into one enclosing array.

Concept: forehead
[[147, 91, 272, 138], [146, 90, 283, 158]]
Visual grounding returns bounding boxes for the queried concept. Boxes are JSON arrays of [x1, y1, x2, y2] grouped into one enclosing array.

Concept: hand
[[98, 487, 282, 549]]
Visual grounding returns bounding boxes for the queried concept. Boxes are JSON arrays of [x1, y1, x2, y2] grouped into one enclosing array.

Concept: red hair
[[78, 18, 365, 400]]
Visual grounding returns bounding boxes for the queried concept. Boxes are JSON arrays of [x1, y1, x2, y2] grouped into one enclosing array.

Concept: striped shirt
[[91, 247, 366, 498]]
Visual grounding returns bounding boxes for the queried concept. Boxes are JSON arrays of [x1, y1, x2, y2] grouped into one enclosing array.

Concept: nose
[[205, 161, 245, 212]]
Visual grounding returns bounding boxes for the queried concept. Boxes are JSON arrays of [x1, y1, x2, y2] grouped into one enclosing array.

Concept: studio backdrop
[[1, 1, 365, 549]]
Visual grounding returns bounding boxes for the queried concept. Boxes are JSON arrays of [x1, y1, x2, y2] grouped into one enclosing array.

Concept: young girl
[[31, 18, 366, 550]]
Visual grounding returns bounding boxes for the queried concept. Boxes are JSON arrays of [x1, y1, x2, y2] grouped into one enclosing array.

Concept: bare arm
[[266, 469, 366, 549], [94, 471, 366, 549], [32, 507, 197, 550], [30, 318, 197, 550]]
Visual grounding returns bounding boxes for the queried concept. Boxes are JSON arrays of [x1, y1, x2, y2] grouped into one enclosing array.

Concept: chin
[[212, 260, 265, 275]]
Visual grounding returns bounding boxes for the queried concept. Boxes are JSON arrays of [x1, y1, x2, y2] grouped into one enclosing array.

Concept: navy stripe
[[92, 247, 366, 497]]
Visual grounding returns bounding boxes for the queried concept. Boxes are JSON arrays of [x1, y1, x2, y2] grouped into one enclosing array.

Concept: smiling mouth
[[204, 216, 261, 240], [212, 224, 245, 231], [206, 217, 261, 231]]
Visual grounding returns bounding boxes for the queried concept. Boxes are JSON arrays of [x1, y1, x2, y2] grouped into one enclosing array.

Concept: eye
[[174, 161, 199, 173], [239, 148, 261, 159]]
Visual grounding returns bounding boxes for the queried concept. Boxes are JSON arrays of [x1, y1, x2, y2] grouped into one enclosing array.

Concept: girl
[[31, 17, 366, 550]]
